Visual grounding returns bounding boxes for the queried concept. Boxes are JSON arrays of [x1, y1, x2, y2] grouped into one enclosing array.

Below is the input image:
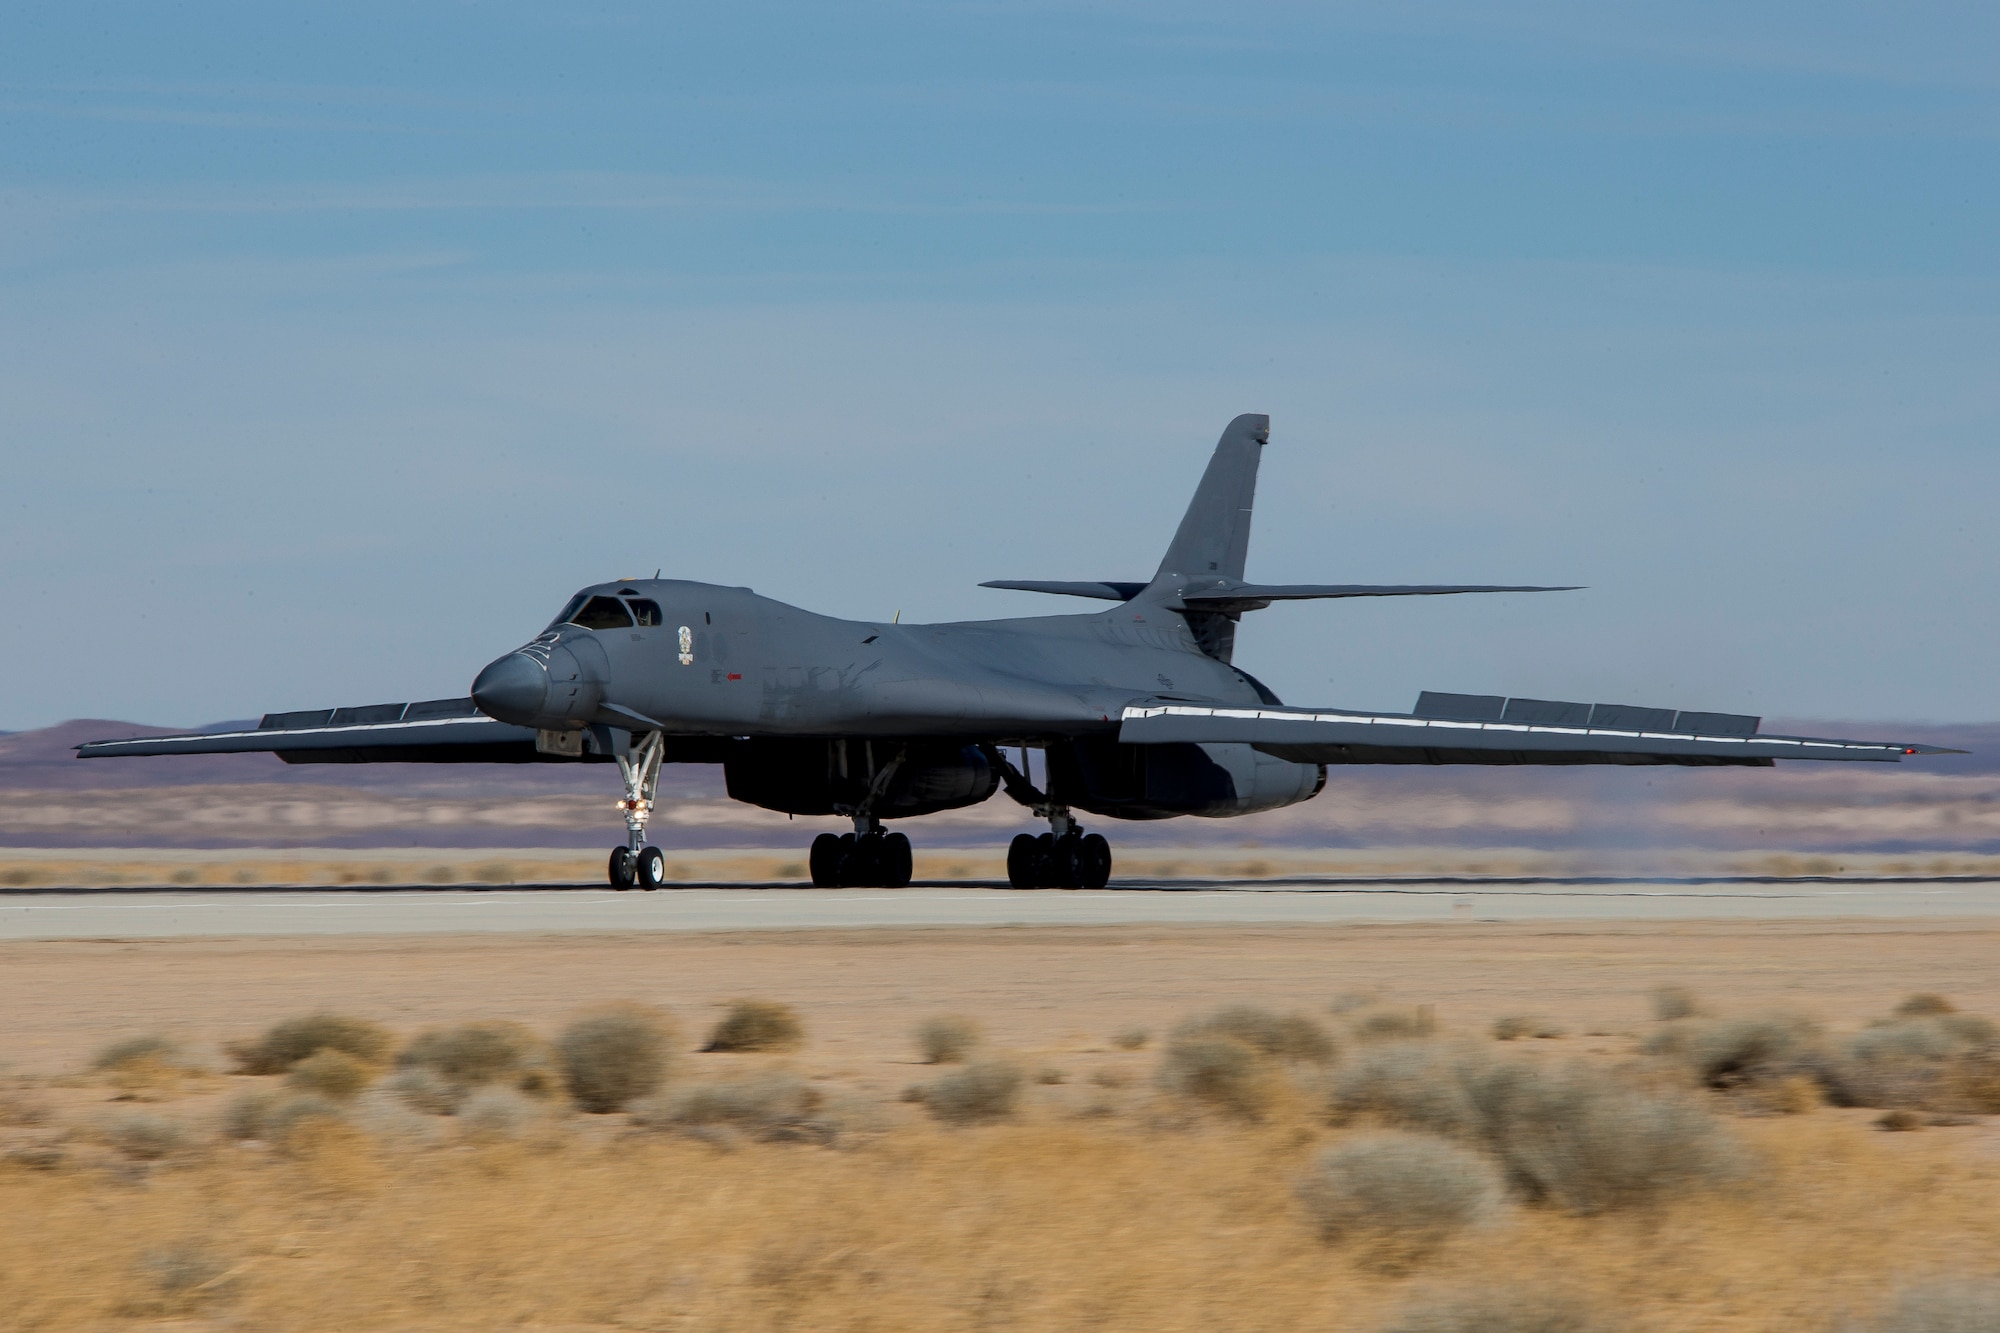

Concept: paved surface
[[3, 877, 1998, 939]]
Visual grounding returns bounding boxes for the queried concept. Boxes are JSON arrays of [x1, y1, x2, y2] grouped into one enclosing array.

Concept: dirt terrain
[[6, 918, 1998, 1079], [6, 917, 2000, 1332]]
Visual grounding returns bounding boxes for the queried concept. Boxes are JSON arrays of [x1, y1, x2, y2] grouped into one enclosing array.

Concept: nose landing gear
[[607, 732, 667, 890]]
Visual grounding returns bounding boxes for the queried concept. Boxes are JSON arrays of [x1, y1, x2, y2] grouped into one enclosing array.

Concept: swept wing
[[1119, 693, 1959, 767]]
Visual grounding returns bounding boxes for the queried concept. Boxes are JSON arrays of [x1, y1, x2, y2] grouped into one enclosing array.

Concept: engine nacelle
[[1048, 739, 1325, 821], [725, 740, 1000, 818]]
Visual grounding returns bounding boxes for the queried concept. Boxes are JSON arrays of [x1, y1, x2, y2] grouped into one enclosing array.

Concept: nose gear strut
[[608, 730, 666, 890]]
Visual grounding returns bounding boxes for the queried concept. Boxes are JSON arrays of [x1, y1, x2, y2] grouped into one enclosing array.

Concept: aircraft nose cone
[[471, 653, 548, 725]]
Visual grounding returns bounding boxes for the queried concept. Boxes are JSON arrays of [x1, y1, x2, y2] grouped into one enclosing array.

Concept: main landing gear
[[1007, 809, 1112, 890], [608, 731, 667, 890], [809, 819, 914, 888], [988, 748, 1112, 890]]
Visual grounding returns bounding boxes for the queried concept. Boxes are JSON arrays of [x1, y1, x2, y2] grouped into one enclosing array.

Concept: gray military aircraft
[[79, 414, 1959, 889]]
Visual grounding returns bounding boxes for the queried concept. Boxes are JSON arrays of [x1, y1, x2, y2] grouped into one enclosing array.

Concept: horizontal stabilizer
[[980, 580, 1149, 602], [1178, 583, 1580, 612], [1120, 702, 1962, 767]]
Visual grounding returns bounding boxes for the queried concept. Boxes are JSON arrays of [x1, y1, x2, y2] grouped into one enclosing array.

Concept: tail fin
[[1153, 413, 1268, 581]]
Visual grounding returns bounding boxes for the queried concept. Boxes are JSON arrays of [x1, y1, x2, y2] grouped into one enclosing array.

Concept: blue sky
[[3, 1, 1995, 729]]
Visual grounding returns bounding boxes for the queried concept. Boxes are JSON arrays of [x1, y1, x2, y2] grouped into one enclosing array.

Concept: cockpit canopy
[[549, 591, 664, 631]]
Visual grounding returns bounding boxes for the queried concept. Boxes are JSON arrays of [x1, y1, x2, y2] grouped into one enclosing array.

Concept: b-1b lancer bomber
[[80, 415, 1959, 889]]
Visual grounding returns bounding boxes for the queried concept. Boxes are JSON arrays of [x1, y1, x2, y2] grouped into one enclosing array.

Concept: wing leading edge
[[1119, 701, 1962, 767], [77, 698, 552, 764]]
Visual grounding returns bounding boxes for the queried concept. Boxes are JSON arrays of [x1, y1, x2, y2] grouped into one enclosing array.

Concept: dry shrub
[[1646, 1012, 1826, 1091], [1493, 1015, 1565, 1041], [1295, 1131, 1503, 1267], [136, 1242, 235, 1314], [1893, 993, 1957, 1018], [915, 1015, 981, 1064], [90, 1034, 187, 1073], [1156, 1034, 1279, 1121], [1841, 1278, 2000, 1333], [398, 1021, 553, 1097], [1651, 984, 1702, 1022], [1326, 1042, 1480, 1138], [1176, 1006, 1338, 1065], [1875, 1109, 1924, 1132], [703, 1000, 805, 1053], [1826, 1010, 2000, 1113], [1948, 1049, 2000, 1115], [922, 1059, 1023, 1125], [1379, 1285, 1609, 1333], [1113, 1026, 1151, 1051], [228, 1013, 392, 1075], [457, 1087, 543, 1140], [634, 1073, 848, 1143], [221, 1090, 344, 1145], [383, 1067, 460, 1114], [286, 1049, 374, 1101], [104, 1111, 191, 1160], [1353, 1006, 1437, 1042], [90, 1034, 203, 1096], [559, 1005, 674, 1113], [350, 1093, 450, 1149], [1328, 1044, 1743, 1214]]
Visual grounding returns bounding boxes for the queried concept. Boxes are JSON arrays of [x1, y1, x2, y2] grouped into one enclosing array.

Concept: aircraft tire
[[1048, 833, 1082, 889], [839, 833, 877, 888], [1079, 833, 1112, 889], [608, 847, 636, 890], [883, 831, 913, 888], [1006, 834, 1040, 888], [809, 833, 843, 887], [636, 845, 667, 891]]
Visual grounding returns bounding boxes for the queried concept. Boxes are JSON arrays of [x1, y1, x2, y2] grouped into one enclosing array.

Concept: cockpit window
[[568, 595, 634, 630], [626, 598, 663, 627], [547, 593, 589, 630]]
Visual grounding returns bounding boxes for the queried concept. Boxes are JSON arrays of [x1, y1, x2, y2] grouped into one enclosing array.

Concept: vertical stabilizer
[[1153, 413, 1268, 581]]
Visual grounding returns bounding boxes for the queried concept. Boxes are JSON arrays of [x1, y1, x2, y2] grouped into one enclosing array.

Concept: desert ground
[[4, 916, 2000, 1332]]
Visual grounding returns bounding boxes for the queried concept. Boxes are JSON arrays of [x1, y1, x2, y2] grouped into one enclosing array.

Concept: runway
[[3, 876, 1998, 939]]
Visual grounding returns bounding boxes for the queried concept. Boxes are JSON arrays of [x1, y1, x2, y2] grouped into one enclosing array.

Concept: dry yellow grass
[[3, 1108, 1997, 1331]]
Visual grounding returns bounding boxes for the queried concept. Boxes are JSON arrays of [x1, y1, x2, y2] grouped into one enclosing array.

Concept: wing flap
[[1119, 703, 1960, 766]]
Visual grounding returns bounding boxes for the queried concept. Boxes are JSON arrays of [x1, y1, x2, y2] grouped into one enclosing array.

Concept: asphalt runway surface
[[3, 876, 1998, 939]]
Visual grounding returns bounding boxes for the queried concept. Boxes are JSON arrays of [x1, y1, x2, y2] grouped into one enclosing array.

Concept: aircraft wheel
[[883, 831, 913, 888], [1048, 833, 1083, 889], [809, 833, 843, 887], [608, 847, 636, 890], [635, 845, 667, 891], [839, 833, 879, 888], [1006, 834, 1040, 889], [1079, 833, 1112, 889]]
